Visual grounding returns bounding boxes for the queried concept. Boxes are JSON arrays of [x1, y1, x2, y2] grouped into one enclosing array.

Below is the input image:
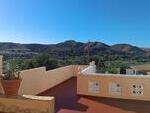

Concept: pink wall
[[18, 65, 87, 95], [77, 74, 150, 101], [0, 64, 87, 95], [19, 66, 73, 95]]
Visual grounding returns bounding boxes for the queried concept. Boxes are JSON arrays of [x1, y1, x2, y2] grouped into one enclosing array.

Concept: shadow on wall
[[39, 78, 88, 112], [39, 76, 150, 113]]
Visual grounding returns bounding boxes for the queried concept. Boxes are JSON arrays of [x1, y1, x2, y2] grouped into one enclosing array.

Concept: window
[[131, 84, 143, 96], [88, 81, 100, 93], [109, 82, 122, 96]]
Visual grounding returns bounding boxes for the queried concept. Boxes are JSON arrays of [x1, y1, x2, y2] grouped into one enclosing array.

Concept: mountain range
[[0, 40, 149, 60]]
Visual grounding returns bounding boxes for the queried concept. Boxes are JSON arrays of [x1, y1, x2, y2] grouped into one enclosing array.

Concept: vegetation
[[4, 53, 149, 75], [3, 60, 21, 80], [1, 40, 149, 74], [8, 54, 59, 71]]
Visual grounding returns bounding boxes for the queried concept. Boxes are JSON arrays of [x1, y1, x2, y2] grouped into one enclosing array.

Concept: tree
[[30, 53, 59, 70]]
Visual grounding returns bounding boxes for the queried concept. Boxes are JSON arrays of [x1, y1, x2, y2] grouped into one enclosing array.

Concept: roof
[[39, 77, 150, 113], [131, 64, 150, 71]]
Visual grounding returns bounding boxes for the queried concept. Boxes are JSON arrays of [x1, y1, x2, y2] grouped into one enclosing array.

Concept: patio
[[39, 77, 150, 113]]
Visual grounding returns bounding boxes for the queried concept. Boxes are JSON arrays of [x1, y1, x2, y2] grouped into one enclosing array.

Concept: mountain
[[111, 44, 146, 56], [0, 40, 149, 60]]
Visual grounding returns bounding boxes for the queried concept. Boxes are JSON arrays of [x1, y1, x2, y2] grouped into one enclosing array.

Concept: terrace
[[39, 77, 150, 113], [0, 56, 150, 113]]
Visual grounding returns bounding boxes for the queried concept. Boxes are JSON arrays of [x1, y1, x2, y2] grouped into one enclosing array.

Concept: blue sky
[[0, 0, 150, 47]]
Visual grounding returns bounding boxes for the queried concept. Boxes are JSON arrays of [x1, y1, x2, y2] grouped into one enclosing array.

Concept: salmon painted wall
[[19, 67, 47, 95], [0, 64, 86, 95], [0, 95, 55, 113], [77, 74, 150, 101], [72, 65, 88, 77], [18, 65, 73, 95], [44, 65, 73, 91], [18, 65, 88, 95]]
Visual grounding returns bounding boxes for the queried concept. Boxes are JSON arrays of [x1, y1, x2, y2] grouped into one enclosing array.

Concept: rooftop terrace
[[39, 77, 150, 113], [0, 57, 150, 113]]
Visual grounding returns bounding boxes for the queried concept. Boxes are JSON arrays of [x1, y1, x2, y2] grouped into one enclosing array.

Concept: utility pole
[[71, 41, 73, 64], [87, 40, 90, 64]]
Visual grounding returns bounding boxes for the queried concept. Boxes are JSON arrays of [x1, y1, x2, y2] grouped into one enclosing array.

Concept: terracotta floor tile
[[39, 77, 150, 113]]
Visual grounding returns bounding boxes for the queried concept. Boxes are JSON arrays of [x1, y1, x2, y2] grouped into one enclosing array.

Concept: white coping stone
[[23, 95, 54, 101], [81, 65, 96, 73], [89, 61, 95, 66], [81, 73, 150, 78]]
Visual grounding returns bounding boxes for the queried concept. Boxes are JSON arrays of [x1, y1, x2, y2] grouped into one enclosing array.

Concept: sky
[[0, 0, 150, 47]]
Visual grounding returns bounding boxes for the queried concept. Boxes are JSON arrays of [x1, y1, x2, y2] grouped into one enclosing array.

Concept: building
[[126, 64, 150, 75], [0, 57, 150, 113]]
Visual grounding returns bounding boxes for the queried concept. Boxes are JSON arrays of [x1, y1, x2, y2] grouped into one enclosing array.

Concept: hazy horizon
[[0, 0, 150, 47]]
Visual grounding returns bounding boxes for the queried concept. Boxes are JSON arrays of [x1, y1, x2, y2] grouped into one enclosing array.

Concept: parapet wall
[[0, 95, 55, 113], [77, 73, 150, 101], [19, 65, 74, 95], [19, 67, 47, 95], [72, 65, 88, 76], [0, 64, 86, 95]]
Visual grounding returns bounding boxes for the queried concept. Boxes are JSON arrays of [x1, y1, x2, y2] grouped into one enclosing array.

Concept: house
[[0, 56, 150, 113], [126, 64, 150, 75]]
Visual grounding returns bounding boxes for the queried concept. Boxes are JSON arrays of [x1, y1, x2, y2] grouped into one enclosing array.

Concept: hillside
[[0, 40, 149, 60]]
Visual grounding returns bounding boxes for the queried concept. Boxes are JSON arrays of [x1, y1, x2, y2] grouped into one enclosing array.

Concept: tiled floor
[[39, 77, 150, 113]]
